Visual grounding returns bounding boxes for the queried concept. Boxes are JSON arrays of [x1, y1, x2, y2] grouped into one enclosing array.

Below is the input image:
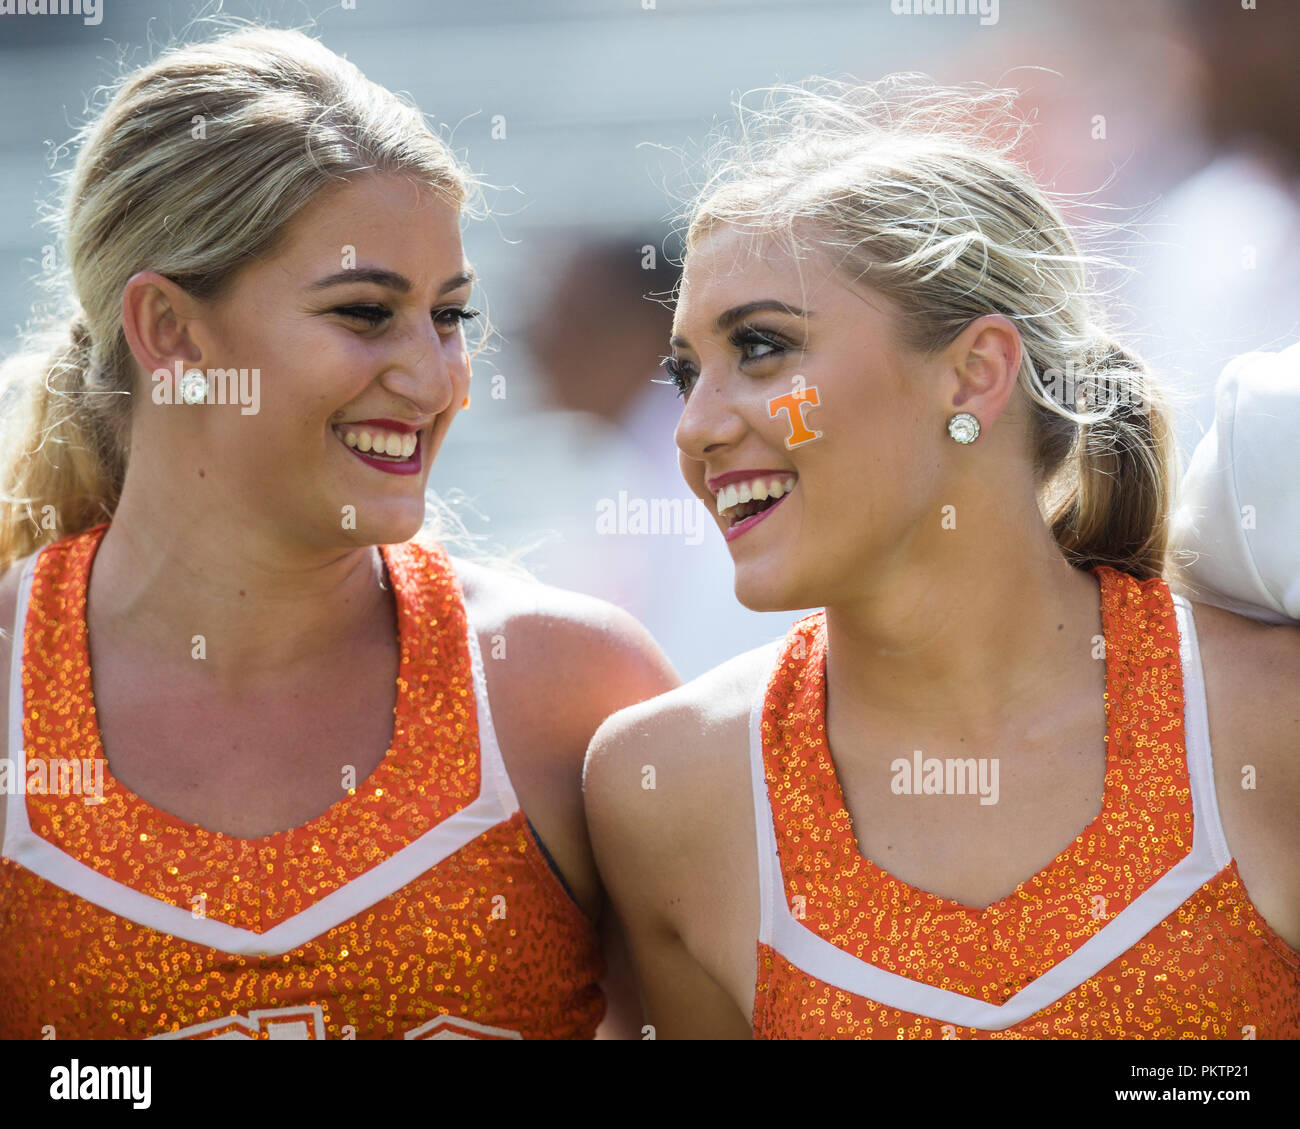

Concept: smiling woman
[[585, 75, 1300, 1040], [0, 25, 677, 1040]]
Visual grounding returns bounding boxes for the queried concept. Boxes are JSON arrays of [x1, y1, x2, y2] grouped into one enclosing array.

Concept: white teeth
[[338, 427, 419, 460], [713, 475, 797, 518]]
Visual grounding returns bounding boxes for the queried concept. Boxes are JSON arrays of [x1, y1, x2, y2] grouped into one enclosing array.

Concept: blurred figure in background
[[1125, 0, 1300, 457], [457, 232, 795, 681], [1132, 2, 1300, 624]]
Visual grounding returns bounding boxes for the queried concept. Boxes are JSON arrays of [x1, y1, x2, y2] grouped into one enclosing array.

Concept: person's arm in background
[[1170, 341, 1300, 623]]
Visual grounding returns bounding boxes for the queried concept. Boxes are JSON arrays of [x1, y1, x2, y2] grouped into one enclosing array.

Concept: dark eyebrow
[[306, 267, 476, 295], [670, 299, 811, 349]]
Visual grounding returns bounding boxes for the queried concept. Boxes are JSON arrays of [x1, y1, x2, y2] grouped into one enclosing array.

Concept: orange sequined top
[[0, 523, 605, 1039], [750, 566, 1300, 1038]]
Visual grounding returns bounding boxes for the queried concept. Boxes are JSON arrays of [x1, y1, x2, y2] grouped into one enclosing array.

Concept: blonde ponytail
[[1040, 333, 1176, 581], [0, 313, 127, 571]]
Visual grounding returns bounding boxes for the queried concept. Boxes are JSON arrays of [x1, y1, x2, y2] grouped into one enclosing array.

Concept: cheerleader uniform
[[0, 522, 604, 1039], [749, 566, 1300, 1038]]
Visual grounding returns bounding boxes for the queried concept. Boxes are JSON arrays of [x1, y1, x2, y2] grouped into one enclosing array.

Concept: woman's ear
[[120, 270, 205, 378], [945, 313, 1023, 427]]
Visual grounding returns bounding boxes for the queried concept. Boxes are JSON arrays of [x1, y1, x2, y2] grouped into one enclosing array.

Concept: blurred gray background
[[2, 0, 1297, 677]]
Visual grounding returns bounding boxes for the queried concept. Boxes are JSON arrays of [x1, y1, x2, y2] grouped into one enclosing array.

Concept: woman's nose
[[383, 324, 460, 416], [674, 370, 748, 461]]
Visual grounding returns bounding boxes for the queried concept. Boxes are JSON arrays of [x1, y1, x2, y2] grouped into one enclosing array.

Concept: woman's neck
[[89, 492, 393, 695], [822, 517, 1105, 735]]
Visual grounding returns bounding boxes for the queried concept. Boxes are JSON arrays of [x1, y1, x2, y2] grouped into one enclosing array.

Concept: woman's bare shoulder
[[1191, 601, 1300, 751], [1190, 600, 1300, 949], [583, 642, 778, 855], [589, 642, 775, 756], [1190, 599, 1300, 798], [449, 555, 680, 732], [454, 555, 665, 653]]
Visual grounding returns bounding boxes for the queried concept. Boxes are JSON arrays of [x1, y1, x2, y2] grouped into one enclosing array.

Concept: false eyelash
[[730, 325, 790, 357], [660, 355, 694, 397], [659, 324, 792, 398], [334, 305, 481, 327], [436, 307, 481, 325]]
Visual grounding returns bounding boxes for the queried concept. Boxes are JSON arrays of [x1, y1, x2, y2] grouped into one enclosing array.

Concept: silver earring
[[947, 411, 980, 444], [179, 368, 209, 405]]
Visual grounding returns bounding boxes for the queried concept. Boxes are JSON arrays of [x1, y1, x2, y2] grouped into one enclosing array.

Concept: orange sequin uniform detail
[[0, 523, 604, 1039], [750, 567, 1300, 1038]]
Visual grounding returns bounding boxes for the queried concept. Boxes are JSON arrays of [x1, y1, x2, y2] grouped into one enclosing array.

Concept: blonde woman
[[585, 77, 1300, 1039], [0, 28, 676, 1040]]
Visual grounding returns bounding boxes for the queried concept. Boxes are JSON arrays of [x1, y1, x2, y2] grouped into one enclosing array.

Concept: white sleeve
[[1169, 341, 1300, 624]]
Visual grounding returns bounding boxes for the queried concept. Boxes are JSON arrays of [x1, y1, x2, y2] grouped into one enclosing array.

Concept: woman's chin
[[733, 573, 812, 615], [336, 498, 427, 548]]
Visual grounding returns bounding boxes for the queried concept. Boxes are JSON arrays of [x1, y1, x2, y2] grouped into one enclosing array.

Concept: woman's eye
[[660, 356, 696, 399], [334, 304, 391, 326], [332, 304, 481, 332], [434, 306, 481, 332], [734, 328, 786, 363]]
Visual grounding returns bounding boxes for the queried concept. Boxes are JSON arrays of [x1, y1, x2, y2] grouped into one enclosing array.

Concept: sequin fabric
[[753, 566, 1300, 1038], [0, 523, 605, 1039]]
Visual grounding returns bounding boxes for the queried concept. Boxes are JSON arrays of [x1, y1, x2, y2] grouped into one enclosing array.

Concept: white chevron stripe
[[749, 597, 1231, 1030], [2, 542, 520, 957]]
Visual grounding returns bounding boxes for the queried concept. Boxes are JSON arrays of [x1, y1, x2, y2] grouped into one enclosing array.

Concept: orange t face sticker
[[768, 385, 823, 448]]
